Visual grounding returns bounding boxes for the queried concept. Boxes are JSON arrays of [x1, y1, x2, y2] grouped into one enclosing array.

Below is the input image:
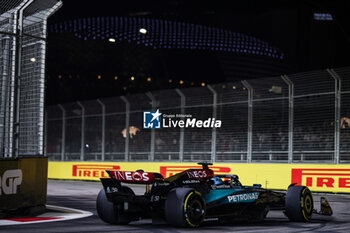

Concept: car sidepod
[[203, 188, 268, 220], [204, 189, 260, 205]]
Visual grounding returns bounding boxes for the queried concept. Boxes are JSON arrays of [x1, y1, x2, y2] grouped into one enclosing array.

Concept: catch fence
[[46, 67, 350, 163], [0, 0, 62, 157]]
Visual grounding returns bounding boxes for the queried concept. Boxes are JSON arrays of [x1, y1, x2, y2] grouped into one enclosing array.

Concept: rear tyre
[[96, 188, 131, 225], [165, 188, 206, 227], [285, 186, 313, 222]]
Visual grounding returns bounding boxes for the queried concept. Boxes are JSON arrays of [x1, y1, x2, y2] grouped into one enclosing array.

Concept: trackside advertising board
[[48, 162, 350, 193]]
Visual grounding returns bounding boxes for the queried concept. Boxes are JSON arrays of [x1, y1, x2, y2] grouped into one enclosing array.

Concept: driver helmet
[[211, 176, 223, 185]]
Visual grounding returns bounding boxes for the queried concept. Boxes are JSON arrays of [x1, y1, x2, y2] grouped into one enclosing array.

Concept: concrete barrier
[[0, 157, 48, 211]]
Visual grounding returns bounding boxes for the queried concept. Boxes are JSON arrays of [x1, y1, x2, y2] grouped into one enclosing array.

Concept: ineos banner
[[0, 157, 48, 210]]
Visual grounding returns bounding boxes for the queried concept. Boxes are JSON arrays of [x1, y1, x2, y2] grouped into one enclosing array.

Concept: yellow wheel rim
[[304, 195, 312, 213]]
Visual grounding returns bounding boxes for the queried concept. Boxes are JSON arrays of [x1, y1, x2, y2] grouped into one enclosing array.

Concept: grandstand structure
[[50, 16, 283, 58], [46, 67, 350, 163], [48, 16, 291, 85]]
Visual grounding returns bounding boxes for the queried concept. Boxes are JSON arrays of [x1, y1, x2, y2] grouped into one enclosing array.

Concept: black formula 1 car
[[96, 162, 332, 227]]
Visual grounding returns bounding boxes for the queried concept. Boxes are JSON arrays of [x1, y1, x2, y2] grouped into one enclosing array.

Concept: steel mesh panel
[[251, 100, 289, 161], [339, 93, 350, 161], [46, 104, 61, 119], [129, 111, 150, 160], [17, 0, 61, 157], [84, 116, 102, 160], [0, 1, 18, 34], [152, 90, 180, 160], [128, 93, 152, 111], [152, 90, 181, 160], [18, 35, 44, 155], [213, 82, 249, 161], [0, 1, 18, 157], [215, 103, 248, 161], [154, 107, 181, 161], [105, 113, 125, 160], [289, 70, 335, 96], [45, 105, 62, 160], [81, 99, 102, 115], [249, 76, 289, 100], [153, 89, 181, 108], [183, 106, 213, 162], [57, 103, 83, 161], [0, 0, 25, 13], [214, 82, 249, 103], [100, 96, 125, 114], [44, 66, 350, 164], [0, 33, 15, 156], [249, 77, 289, 161], [339, 95, 350, 162], [64, 117, 81, 160], [181, 87, 213, 106], [293, 95, 335, 161], [46, 118, 61, 160], [334, 67, 350, 162], [1, 0, 61, 158], [61, 102, 82, 117], [289, 70, 335, 162], [126, 93, 152, 160], [100, 96, 126, 161]]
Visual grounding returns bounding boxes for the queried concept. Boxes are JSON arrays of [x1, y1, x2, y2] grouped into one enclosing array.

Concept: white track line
[[0, 205, 93, 226]]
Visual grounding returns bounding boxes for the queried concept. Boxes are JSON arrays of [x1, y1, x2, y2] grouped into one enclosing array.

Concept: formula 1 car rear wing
[[106, 170, 164, 184], [102, 170, 164, 197], [105, 162, 216, 185]]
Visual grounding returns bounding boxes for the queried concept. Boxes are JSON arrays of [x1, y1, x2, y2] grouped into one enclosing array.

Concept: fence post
[[97, 99, 105, 161], [15, 0, 38, 157], [281, 75, 294, 163], [58, 104, 66, 161], [175, 89, 185, 162], [327, 69, 341, 164], [44, 111, 48, 157], [7, 2, 24, 158], [39, 3, 63, 156], [0, 36, 10, 157], [242, 80, 253, 163], [146, 92, 156, 161], [76, 101, 85, 161], [120, 96, 130, 161], [207, 85, 217, 162]]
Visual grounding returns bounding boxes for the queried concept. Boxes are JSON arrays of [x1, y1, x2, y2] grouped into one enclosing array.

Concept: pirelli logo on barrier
[[48, 162, 350, 193], [291, 168, 350, 190], [72, 165, 120, 178], [159, 166, 231, 178]]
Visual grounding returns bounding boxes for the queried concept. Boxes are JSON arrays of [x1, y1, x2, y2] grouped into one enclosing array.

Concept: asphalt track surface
[[1, 180, 350, 233]]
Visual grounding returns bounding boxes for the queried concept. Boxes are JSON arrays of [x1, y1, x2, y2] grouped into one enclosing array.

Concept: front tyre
[[165, 188, 206, 227], [285, 186, 313, 222], [96, 188, 130, 225]]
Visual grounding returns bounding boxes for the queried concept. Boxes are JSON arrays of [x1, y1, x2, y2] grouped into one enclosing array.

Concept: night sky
[[46, 0, 350, 105]]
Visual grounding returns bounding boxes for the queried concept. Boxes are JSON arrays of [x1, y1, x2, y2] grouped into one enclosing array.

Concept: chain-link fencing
[[0, 0, 62, 157], [46, 67, 350, 163]]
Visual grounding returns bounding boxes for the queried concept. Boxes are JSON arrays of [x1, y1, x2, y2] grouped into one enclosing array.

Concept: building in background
[[45, 0, 350, 105]]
